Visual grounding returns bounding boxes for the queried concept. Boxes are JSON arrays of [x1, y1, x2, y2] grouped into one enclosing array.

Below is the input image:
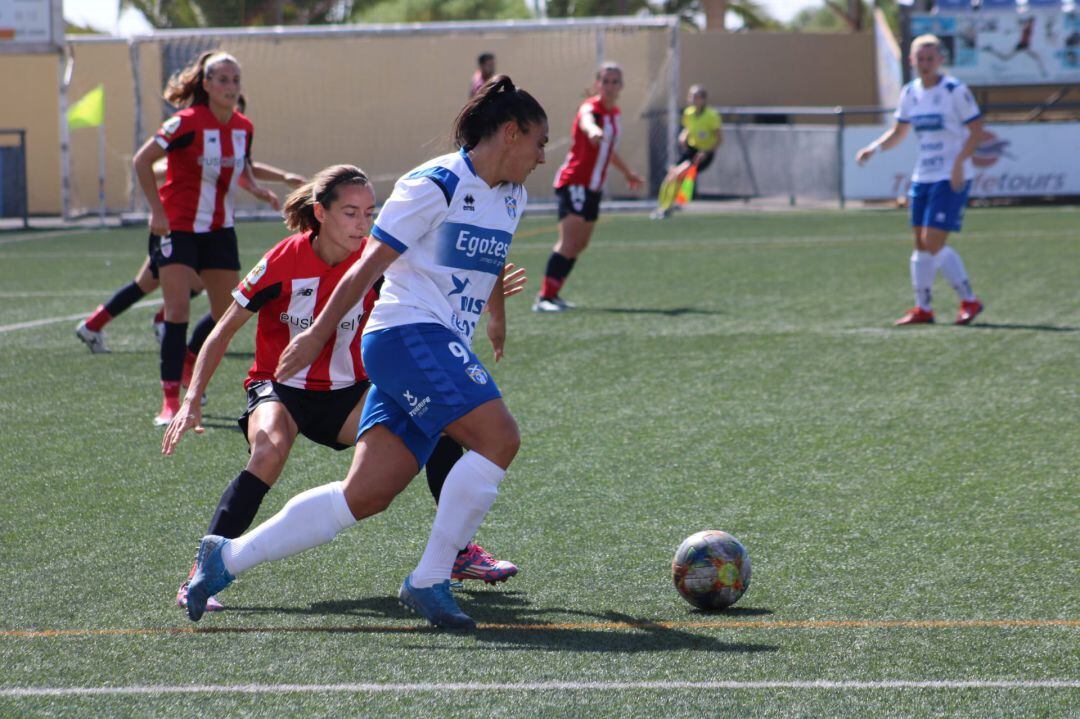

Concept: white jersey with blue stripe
[[895, 75, 981, 184], [365, 148, 526, 348]]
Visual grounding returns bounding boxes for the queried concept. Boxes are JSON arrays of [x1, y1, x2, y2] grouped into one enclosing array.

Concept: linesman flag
[[68, 84, 105, 129]]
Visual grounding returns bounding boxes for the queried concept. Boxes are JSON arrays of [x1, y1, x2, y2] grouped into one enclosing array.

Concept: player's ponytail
[[283, 164, 370, 234], [452, 74, 547, 150], [163, 51, 240, 108]]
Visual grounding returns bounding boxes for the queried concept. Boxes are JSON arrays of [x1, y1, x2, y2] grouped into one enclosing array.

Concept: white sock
[[910, 250, 935, 311], [934, 246, 975, 301], [222, 481, 356, 576], [410, 451, 504, 588]]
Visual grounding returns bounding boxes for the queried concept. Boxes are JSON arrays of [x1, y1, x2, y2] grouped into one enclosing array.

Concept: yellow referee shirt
[[683, 106, 721, 152]]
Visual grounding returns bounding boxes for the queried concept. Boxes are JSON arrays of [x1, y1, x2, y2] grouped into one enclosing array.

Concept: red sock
[[84, 305, 113, 332], [181, 351, 197, 388], [540, 276, 564, 300], [153, 308, 165, 324], [161, 380, 181, 401]]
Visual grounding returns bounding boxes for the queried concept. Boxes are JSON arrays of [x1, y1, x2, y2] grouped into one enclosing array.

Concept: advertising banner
[[843, 122, 1080, 199], [910, 9, 1080, 86], [0, 0, 61, 53]]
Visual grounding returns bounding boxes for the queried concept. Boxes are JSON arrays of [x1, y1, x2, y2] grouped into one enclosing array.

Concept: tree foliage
[[350, 0, 529, 23], [122, 0, 530, 27]]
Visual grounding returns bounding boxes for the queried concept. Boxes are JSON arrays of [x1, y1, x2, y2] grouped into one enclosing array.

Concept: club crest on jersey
[[504, 196, 517, 219], [463, 194, 475, 212], [242, 258, 268, 291], [160, 116, 181, 138], [465, 363, 489, 385]]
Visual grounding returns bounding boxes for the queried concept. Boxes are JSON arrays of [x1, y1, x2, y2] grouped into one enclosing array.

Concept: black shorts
[[147, 243, 160, 280], [149, 228, 241, 274], [556, 185, 602, 222], [238, 379, 370, 451], [678, 147, 715, 173]]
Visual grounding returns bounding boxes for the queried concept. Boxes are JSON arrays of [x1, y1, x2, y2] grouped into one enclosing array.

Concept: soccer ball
[[672, 530, 751, 610]]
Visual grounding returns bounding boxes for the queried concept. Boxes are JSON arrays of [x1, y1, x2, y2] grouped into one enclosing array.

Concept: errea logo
[[463, 194, 475, 211]]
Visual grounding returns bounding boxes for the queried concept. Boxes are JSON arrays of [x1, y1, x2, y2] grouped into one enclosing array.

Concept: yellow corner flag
[[68, 84, 105, 129]]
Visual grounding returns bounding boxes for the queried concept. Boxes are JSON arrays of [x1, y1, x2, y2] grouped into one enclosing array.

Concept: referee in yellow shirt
[[653, 85, 722, 218]]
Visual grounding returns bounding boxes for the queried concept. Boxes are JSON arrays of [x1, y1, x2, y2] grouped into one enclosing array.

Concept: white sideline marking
[[1, 680, 1076, 698], [0, 291, 132, 298], [0, 300, 163, 334]]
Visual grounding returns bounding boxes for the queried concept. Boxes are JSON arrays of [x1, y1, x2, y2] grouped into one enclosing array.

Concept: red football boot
[[894, 307, 935, 326], [955, 299, 984, 326]]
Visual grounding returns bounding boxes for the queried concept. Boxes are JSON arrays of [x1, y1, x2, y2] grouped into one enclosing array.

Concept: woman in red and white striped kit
[[132, 51, 279, 425]]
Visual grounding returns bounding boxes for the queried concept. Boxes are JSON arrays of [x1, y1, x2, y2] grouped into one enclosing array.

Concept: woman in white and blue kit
[[184, 76, 548, 630], [856, 34, 987, 327]]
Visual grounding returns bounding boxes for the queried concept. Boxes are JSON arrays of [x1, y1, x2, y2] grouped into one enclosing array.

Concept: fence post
[[667, 20, 680, 178], [128, 39, 144, 214], [19, 130, 28, 229], [836, 107, 846, 209], [58, 48, 73, 221]]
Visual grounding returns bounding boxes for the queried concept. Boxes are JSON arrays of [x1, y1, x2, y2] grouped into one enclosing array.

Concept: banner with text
[[843, 122, 1080, 199], [910, 9, 1080, 86]]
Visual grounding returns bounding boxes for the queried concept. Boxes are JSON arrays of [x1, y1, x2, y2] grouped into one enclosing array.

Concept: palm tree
[[120, 0, 351, 27], [660, 0, 781, 31]]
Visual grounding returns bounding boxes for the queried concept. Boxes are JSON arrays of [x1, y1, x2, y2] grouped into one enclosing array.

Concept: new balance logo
[[295, 288, 314, 296]]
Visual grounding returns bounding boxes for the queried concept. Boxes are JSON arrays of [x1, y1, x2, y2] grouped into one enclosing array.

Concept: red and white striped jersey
[[554, 96, 621, 192], [232, 232, 377, 392], [155, 105, 253, 233]]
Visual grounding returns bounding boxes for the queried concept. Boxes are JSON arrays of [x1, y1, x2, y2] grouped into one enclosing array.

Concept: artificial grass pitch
[[1, 207, 1077, 717]]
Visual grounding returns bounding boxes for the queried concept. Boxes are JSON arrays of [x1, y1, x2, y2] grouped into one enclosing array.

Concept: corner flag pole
[[67, 83, 106, 224]]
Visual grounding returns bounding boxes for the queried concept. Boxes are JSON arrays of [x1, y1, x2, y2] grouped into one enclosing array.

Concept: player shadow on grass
[[583, 307, 723, 317], [964, 322, 1078, 333], [193, 414, 244, 432], [228, 591, 777, 654]]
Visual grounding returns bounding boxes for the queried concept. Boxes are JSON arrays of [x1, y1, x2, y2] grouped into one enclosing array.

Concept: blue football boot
[[186, 535, 235, 622], [398, 575, 476, 631]]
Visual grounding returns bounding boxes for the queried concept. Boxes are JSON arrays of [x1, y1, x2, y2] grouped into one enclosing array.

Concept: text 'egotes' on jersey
[[894, 75, 981, 185], [366, 148, 526, 348]]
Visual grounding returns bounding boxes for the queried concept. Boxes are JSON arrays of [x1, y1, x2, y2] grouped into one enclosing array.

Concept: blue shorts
[[909, 179, 971, 233], [356, 323, 502, 468]]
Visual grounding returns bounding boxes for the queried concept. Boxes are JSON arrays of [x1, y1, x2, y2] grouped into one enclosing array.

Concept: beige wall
[[0, 54, 62, 214], [680, 32, 879, 107], [8, 28, 879, 215]]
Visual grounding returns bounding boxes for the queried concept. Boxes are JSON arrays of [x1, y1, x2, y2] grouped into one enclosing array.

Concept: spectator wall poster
[[911, 8, 1080, 86], [0, 0, 62, 53]]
